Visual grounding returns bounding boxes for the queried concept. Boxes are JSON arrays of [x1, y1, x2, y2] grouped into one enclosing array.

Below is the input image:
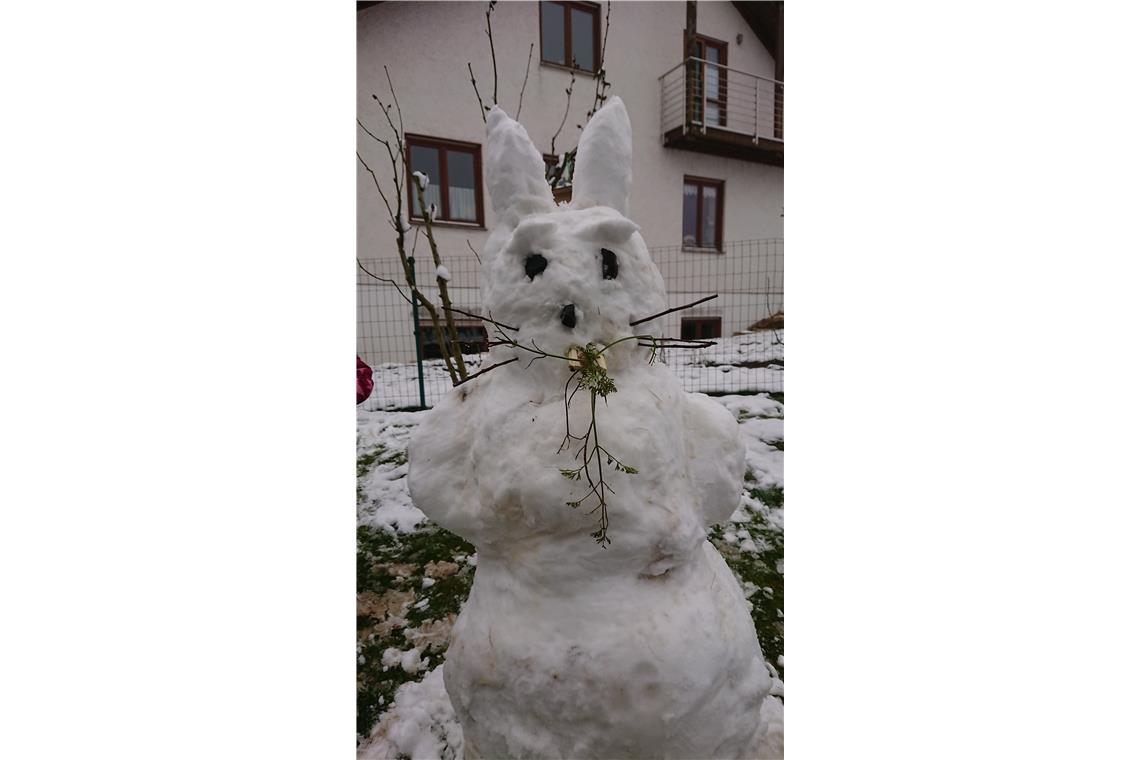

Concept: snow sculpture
[[408, 98, 780, 759]]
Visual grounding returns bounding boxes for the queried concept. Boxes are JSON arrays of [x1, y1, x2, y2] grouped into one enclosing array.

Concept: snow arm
[[406, 387, 480, 538], [682, 393, 746, 527]]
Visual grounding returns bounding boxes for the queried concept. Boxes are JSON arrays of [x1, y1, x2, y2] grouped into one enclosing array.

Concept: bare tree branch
[[358, 260, 413, 305], [414, 176, 468, 381], [516, 42, 534, 120], [465, 238, 482, 265], [383, 66, 404, 140], [485, 1, 499, 104], [443, 305, 518, 332], [587, 1, 613, 118], [356, 118, 389, 146], [550, 69, 576, 155], [361, 74, 465, 387], [356, 151, 397, 228], [454, 356, 518, 387], [468, 62, 488, 123]]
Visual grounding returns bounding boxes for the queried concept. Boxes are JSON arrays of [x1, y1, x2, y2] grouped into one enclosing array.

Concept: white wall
[[358, 1, 782, 364]]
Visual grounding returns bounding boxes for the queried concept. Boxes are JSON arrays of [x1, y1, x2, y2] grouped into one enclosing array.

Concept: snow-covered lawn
[[356, 379, 784, 757]]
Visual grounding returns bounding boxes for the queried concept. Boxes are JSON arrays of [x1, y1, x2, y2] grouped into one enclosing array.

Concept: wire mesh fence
[[358, 239, 783, 410]]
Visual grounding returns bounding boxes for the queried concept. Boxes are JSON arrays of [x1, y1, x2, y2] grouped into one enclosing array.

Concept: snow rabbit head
[[481, 98, 668, 372]]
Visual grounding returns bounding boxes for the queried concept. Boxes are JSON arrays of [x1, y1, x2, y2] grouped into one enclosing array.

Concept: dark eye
[[601, 248, 618, 280], [524, 253, 547, 280]]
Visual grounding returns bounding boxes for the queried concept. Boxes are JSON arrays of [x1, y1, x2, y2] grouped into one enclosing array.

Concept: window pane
[[682, 183, 698, 246], [409, 145, 441, 217], [705, 55, 720, 95], [447, 150, 477, 222], [681, 319, 696, 340], [570, 7, 594, 69], [702, 185, 718, 247], [541, 2, 564, 63]]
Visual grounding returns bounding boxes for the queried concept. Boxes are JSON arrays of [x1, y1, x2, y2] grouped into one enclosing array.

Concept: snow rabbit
[[408, 98, 782, 759]]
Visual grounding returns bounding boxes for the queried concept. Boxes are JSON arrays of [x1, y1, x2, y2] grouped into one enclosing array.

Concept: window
[[681, 317, 722, 340], [417, 320, 489, 359], [540, 1, 600, 72], [405, 135, 483, 226], [682, 176, 723, 250], [543, 153, 574, 202], [690, 34, 728, 127]]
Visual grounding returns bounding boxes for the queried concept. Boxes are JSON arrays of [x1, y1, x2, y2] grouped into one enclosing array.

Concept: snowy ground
[[356, 331, 784, 758], [360, 330, 784, 411]]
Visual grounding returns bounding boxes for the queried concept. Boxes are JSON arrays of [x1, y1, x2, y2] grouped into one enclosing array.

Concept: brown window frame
[[539, 1, 601, 74], [543, 153, 573, 203], [680, 316, 722, 341], [687, 33, 728, 128], [405, 134, 485, 227], [683, 175, 725, 251]]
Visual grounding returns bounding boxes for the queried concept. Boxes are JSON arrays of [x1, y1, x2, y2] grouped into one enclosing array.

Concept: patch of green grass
[[711, 480, 785, 678], [749, 485, 784, 509], [356, 523, 476, 742], [717, 520, 783, 679], [710, 485, 784, 679], [768, 392, 784, 405], [768, 439, 784, 451], [357, 444, 408, 478]]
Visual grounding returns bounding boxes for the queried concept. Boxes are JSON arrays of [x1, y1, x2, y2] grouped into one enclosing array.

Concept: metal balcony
[[659, 57, 784, 166]]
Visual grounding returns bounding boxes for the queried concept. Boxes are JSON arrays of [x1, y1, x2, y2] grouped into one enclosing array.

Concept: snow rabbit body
[[408, 99, 781, 759]]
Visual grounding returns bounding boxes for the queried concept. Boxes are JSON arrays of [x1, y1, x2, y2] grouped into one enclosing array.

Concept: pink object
[[357, 356, 374, 405]]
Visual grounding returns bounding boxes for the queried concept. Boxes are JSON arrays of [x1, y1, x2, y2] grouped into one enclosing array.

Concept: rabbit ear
[[485, 106, 556, 228], [571, 97, 632, 216]]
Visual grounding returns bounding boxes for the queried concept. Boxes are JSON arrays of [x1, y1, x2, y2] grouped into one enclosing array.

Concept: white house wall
[[358, 1, 782, 365]]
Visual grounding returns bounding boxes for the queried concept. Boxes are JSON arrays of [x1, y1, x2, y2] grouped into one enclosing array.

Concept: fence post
[[407, 256, 427, 409]]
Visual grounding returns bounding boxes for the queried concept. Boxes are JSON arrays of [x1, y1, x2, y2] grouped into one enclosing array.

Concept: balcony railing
[[659, 57, 783, 164]]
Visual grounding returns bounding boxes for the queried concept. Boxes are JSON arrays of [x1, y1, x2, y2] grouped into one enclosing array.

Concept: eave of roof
[[731, 1, 783, 76]]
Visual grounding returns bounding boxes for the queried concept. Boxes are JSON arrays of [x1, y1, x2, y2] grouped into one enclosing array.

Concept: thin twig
[[356, 118, 388, 146], [455, 356, 518, 386], [443, 305, 518, 332], [356, 151, 396, 225], [516, 42, 534, 120], [468, 62, 488, 123], [383, 66, 404, 140], [357, 260, 413, 305], [369, 92, 405, 202], [465, 239, 482, 265], [550, 69, 576, 155], [485, 2, 499, 104], [587, 2, 613, 118], [637, 336, 717, 347], [629, 294, 719, 326]]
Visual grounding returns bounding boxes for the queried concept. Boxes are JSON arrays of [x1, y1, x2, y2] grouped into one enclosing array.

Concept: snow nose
[[560, 304, 577, 329]]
